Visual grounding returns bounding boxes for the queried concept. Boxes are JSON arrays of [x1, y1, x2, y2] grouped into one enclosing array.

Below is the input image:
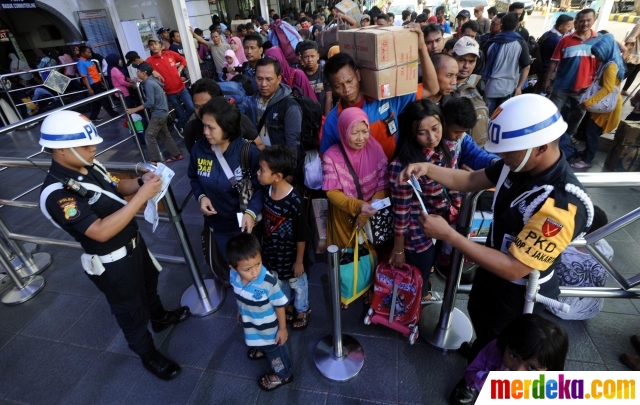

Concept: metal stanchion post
[[0, 235, 30, 278], [314, 245, 365, 381], [160, 184, 225, 317], [0, 242, 45, 305], [419, 192, 479, 351], [118, 91, 146, 162], [0, 215, 51, 277]]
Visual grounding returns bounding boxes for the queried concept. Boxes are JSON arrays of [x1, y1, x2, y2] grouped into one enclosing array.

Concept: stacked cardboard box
[[230, 19, 251, 34], [338, 26, 419, 100], [605, 121, 640, 172]]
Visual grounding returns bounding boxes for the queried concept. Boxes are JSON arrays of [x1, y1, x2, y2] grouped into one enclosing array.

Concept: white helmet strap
[[513, 148, 533, 173], [70, 147, 93, 167]]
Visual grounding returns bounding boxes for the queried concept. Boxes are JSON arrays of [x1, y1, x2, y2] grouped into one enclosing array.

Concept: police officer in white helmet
[[39, 111, 190, 380], [399, 94, 593, 363]]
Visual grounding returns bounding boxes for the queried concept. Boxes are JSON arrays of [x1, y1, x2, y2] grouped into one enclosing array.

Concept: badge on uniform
[[57, 197, 80, 220], [383, 113, 396, 137]]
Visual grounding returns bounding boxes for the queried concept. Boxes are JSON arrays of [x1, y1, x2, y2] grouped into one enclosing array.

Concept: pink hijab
[[322, 108, 388, 200], [230, 36, 248, 64], [224, 49, 241, 67], [264, 47, 318, 102]]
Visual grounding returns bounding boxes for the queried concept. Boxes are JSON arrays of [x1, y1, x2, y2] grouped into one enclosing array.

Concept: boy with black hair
[[226, 233, 294, 391], [257, 145, 311, 330], [126, 62, 183, 164], [441, 97, 498, 171], [296, 40, 332, 115]]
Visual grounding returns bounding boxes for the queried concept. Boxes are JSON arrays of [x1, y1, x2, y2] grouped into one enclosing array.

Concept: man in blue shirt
[[320, 23, 440, 160]]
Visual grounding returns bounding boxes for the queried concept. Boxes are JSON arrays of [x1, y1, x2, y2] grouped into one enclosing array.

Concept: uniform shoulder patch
[[542, 218, 563, 238], [57, 197, 80, 220]]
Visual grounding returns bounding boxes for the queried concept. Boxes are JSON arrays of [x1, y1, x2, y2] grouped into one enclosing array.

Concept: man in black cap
[[456, 10, 471, 37], [157, 28, 171, 50], [125, 51, 165, 83]]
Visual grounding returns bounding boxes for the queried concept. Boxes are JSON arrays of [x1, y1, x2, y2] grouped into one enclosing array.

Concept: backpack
[[217, 81, 257, 123], [259, 86, 323, 151], [453, 75, 490, 147], [268, 20, 303, 65], [527, 36, 542, 78]]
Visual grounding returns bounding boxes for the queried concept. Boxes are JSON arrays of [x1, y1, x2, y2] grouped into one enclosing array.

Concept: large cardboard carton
[[614, 121, 640, 146], [598, 132, 616, 152], [359, 67, 397, 100], [230, 19, 251, 34], [379, 26, 419, 65], [355, 28, 396, 70], [334, 0, 362, 24], [338, 29, 358, 60], [605, 143, 640, 172], [396, 62, 419, 97]]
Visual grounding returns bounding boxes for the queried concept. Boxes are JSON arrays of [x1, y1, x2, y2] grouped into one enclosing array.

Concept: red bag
[[365, 262, 423, 344]]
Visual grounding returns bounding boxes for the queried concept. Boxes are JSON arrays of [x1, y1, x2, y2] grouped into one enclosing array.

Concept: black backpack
[[260, 88, 323, 151]]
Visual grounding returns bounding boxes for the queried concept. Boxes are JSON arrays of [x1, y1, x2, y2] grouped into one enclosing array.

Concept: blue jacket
[[254, 84, 303, 161], [453, 134, 499, 171], [188, 136, 264, 232]]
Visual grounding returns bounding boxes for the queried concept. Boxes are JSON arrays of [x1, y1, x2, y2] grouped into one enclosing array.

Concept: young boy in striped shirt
[[226, 233, 294, 391]]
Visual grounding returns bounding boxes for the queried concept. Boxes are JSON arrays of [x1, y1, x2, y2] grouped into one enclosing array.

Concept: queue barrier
[[419, 172, 640, 351], [0, 158, 226, 314], [0, 59, 114, 124]]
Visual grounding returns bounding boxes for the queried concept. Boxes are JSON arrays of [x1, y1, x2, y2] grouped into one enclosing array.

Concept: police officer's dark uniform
[[39, 112, 189, 381]]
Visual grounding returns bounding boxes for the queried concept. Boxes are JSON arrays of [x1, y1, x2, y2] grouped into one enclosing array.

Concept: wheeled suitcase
[[364, 262, 423, 344]]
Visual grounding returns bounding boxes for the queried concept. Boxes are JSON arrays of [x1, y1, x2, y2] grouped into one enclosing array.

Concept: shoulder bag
[[579, 64, 620, 114]]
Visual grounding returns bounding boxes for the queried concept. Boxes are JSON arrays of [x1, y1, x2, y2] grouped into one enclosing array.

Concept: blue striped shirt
[[230, 266, 288, 346]]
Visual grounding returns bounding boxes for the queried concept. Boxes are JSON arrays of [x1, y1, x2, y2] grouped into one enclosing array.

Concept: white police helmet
[[484, 94, 567, 172], [39, 111, 103, 149]]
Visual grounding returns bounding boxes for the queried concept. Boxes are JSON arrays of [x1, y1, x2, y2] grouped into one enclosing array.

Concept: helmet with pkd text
[[39, 111, 103, 149], [484, 94, 567, 155]]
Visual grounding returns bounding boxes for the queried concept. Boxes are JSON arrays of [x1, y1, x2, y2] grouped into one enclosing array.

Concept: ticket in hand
[[406, 174, 428, 213], [371, 197, 391, 210]]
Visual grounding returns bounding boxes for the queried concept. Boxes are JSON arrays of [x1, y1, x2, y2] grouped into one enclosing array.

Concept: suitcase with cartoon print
[[364, 262, 423, 344]]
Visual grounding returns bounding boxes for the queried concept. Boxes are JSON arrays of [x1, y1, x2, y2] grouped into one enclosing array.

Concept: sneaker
[[91, 117, 104, 122]]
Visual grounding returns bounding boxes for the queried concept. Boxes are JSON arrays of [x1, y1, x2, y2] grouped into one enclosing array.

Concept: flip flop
[[571, 161, 592, 169], [165, 154, 184, 163], [258, 374, 294, 391], [247, 348, 265, 361], [292, 310, 310, 330]]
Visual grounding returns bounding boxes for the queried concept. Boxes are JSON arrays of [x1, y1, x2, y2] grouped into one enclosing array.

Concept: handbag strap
[[240, 140, 251, 177], [338, 144, 364, 200], [212, 145, 238, 187]]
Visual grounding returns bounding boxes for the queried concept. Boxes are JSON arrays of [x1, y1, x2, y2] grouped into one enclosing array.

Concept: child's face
[[225, 56, 234, 64], [444, 123, 467, 141], [301, 49, 319, 70], [235, 253, 262, 285], [502, 346, 548, 372], [257, 159, 279, 186]]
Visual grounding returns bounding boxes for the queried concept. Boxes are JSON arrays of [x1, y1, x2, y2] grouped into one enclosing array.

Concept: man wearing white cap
[[452, 36, 489, 146], [399, 94, 593, 362]]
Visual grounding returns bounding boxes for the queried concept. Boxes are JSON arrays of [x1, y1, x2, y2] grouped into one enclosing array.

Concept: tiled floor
[[0, 106, 639, 405]]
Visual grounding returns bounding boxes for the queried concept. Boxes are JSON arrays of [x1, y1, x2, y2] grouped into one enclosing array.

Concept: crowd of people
[[30, 2, 640, 401]]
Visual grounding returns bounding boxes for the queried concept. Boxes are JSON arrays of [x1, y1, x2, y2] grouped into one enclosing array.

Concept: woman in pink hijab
[[230, 36, 247, 65], [322, 107, 389, 307], [264, 47, 318, 102], [223, 49, 241, 80]]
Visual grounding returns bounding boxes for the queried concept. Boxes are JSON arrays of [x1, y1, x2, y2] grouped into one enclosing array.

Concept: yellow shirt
[[583, 63, 622, 134]]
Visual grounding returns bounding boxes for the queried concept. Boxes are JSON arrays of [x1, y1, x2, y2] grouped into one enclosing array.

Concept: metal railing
[[0, 59, 113, 122], [419, 172, 640, 351], [0, 158, 225, 315]]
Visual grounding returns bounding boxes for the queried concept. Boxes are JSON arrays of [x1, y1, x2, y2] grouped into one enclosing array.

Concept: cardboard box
[[338, 29, 358, 60], [312, 199, 328, 253], [359, 67, 396, 100], [605, 143, 640, 172], [355, 28, 396, 70], [598, 132, 616, 152], [379, 26, 419, 65], [230, 19, 251, 34], [614, 121, 640, 146], [396, 62, 419, 97], [334, 0, 362, 23]]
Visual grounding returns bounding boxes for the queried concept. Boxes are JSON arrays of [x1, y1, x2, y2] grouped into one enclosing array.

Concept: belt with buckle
[[97, 232, 141, 264]]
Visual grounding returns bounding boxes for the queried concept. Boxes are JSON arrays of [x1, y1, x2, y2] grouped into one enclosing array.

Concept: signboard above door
[[0, 0, 36, 10]]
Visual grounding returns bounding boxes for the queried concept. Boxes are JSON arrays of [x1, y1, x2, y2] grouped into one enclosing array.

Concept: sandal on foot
[[341, 304, 348, 310], [421, 291, 443, 306], [258, 374, 294, 391], [165, 154, 184, 163], [571, 160, 592, 169], [247, 348, 265, 361], [292, 310, 311, 330], [285, 304, 295, 323]]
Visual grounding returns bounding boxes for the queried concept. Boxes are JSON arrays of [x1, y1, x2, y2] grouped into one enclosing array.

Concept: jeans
[[486, 95, 511, 117], [550, 88, 586, 138], [277, 273, 309, 313], [166, 88, 194, 131], [559, 133, 579, 161], [259, 343, 293, 379], [88, 82, 118, 120], [623, 63, 640, 91], [583, 118, 603, 164], [32, 87, 58, 103], [405, 245, 436, 293]]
